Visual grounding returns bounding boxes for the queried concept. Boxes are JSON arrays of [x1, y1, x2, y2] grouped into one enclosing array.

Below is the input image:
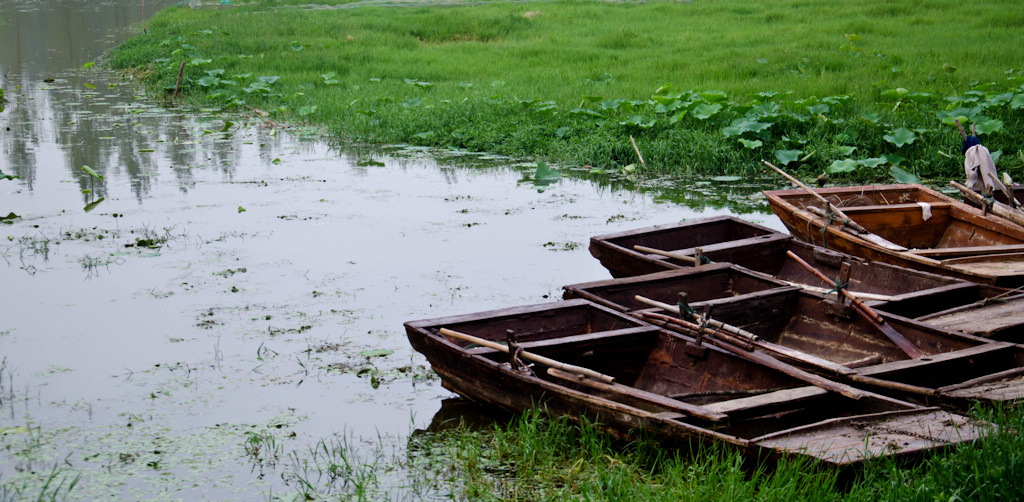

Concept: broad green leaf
[[889, 166, 921, 184], [711, 176, 743, 182], [882, 153, 906, 165], [535, 161, 562, 182], [581, 95, 604, 103], [883, 127, 917, 147], [774, 149, 802, 166], [1011, 93, 1024, 109], [807, 104, 830, 115], [738, 139, 763, 149], [859, 157, 887, 168], [190, 58, 212, 66], [258, 76, 280, 84], [721, 117, 772, 137], [401, 98, 422, 108], [81, 165, 103, 180], [82, 62, 95, 69], [827, 159, 859, 173], [358, 349, 394, 358], [880, 87, 909, 99], [619, 115, 655, 129], [974, 118, 1004, 135], [838, 146, 857, 156], [905, 92, 933, 103], [860, 112, 882, 127], [699, 90, 728, 102], [600, 99, 624, 111], [298, 105, 317, 116], [692, 103, 722, 120], [197, 76, 220, 87]]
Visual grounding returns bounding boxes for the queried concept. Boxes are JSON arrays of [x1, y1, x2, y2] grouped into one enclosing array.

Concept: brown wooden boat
[[405, 299, 988, 468], [589, 216, 971, 298], [633, 286, 1024, 411], [763, 184, 1024, 287], [566, 262, 1024, 343]]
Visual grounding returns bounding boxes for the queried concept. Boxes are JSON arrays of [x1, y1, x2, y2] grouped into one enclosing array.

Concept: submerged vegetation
[[109, 0, 1024, 182]]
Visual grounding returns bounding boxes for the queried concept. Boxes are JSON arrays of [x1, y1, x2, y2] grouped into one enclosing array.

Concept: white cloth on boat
[[916, 202, 932, 221]]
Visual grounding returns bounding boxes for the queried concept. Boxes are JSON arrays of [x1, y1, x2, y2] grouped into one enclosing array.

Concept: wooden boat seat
[[640, 234, 787, 261], [702, 385, 827, 414]]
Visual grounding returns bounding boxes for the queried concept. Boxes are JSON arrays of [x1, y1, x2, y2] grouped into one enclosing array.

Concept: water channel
[[0, 1, 785, 499]]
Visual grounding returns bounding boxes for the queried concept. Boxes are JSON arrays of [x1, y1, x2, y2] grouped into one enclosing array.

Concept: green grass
[[110, 0, 1024, 181], [405, 405, 1024, 501]]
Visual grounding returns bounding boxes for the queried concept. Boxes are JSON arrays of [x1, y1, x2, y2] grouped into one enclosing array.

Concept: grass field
[[110, 0, 1024, 181]]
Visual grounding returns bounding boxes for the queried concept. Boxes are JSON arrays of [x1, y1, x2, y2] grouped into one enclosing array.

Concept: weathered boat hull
[[405, 299, 988, 468], [763, 184, 1024, 287], [589, 216, 970, 298], [640, 287, 1024, 411]]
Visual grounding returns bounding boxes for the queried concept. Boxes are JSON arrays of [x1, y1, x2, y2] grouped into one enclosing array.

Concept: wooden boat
[[405, 299, 988, 468], [589, 216, 970, 298], [763, 184, 1024, 287], [567, 262, 1024, 343], [634, 286, 1024, 411]]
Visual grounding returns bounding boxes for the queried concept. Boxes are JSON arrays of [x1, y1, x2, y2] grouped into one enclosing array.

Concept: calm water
[[0, 1, 783, 499]]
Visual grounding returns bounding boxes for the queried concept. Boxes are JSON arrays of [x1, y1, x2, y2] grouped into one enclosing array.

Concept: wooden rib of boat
[[763, 184, 1024, 287], [589, 216, 971, 299], [636, 287, 1024, 411], [405, 299, 988, 468]]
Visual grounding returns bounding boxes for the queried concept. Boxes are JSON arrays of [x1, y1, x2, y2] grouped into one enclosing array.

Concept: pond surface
[[0, 1, 783, 499]]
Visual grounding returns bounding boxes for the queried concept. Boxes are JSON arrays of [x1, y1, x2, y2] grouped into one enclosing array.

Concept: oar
[[438, 328, 727, 422], [762, 160, 922, 256], [545, 368, 727, 422], [785, 251, 925, 359], [439, 328, 615, 383], [636, 304, 854, 376], [643, 314, 866, 400]]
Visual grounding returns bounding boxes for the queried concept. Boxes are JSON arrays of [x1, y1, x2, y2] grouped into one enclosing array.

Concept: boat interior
[[426, 301, 909, 439]]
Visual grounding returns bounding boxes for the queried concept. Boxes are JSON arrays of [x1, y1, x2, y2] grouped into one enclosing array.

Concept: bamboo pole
[[952, 181, 1024, 228], [439, 328, 615, 384], [633, 244, 697, 264], [640, 311, 854, 376], [655, 324, 867, 400], [634, 295, 759, 343]]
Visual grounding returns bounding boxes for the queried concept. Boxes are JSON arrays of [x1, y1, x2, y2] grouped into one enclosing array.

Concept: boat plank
[[703, 386, 827, 414], [923, 299, 1024, 337]]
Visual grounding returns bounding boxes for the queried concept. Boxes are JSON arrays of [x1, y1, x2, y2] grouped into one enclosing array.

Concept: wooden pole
[[172, 60, 186, 98], [762, 160, 858, 224], [634, 295, 759, 342], [629, 135, 647, 171], [640, 311, 854, 376], [657, 326, 866, 400], [546, 368, 727, 422], [785, 251, 925, 359], [633, 244, 697, 264], [439, 328, 615, 384], [952, 181, 1024, 228]]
